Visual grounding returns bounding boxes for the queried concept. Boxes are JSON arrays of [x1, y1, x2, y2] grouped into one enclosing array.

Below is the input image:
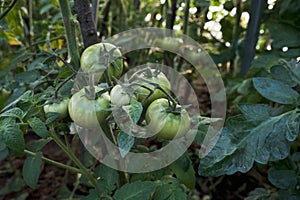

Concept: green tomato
[[43, 98, 70, 120], [68, 86, 111, 128], [80, 43, 123, 82], [145, 98, 190, 140], [110, 84, 133, 106], [132, 69, 171, 106]]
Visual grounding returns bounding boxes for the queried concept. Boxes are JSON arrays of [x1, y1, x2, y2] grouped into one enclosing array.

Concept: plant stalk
[[49, 127, 98, 188], [24, 149, 82, 174], [58, 0, 80, 70]]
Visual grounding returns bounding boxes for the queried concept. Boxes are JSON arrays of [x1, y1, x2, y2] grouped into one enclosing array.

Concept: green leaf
[[0, 175, 25, 196], [286, 112, 300, 142], [55, 67, 73, 84], [198, 111, 299, 176], [26, 138, 51, 152], [113, 181, 156, 200], [81, 189, 101, 200], [267, 22, 300, 49], [122, 99, 143, 123], [22, 151, 43, 189], [1, 90, 32, 113], [0, 107, 25, 119], [238, 104, 274, 122], [169, 153, 196, 189], [94, 164, 119, 195], [153, 177, 187, 200], [268, 169, 297, 189], [245, 188, 271, 200], [117, 131, 134, 158], [253, 77, 299, 105], [270, 65, 297, 87], [28, 117, 48, 138], [0, 141, 9, 162], [0, 118, 25, 152], [45, 112, 60, 124]]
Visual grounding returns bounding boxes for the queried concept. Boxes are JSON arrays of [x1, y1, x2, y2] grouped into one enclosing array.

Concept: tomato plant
[[1, 0, 300, 199], [80, 43, 123, 82], [68, 86, 111, 128], [145, 98, 191, 140]]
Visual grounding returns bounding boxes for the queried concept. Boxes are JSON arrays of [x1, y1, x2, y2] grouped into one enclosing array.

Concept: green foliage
[[113, 181, 156, 200], [1, 0, 300, 199], [22, 152, 43, 189]]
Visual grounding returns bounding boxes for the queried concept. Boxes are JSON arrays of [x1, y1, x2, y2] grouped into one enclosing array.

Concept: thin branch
[[0, 0, 18, 21], [58, 0, 80, 70]]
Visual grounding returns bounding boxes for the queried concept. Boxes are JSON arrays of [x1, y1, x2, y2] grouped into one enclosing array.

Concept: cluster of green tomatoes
[[44, 43, 191, 140]]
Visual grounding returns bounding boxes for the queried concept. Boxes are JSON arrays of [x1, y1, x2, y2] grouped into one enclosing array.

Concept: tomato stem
[[24, 149, 82, 174], [49, 126, 98, 188], [131, 80, 178, 111], [54, 74, 74, 99]]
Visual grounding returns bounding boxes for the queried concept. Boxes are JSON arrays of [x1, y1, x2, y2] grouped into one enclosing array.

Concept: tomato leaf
[[113, 181, 156, 200], [45, 112, 60, 124], [245, 188, 271, 200], [198, 110, 300, 176], [0, 141, 9, 162], [268, 169, 297, 189], [0, 107, 25, 120], [0, 118, 25, 153], [22, 151, 42, 189], [169, 153, 196, 189], [28, 117, 48, 139], [238, 104, 274, 123], [122, 99, 143, 124], [253, 77, 299, 105], [270, 65, 297, 87], [117, 131, 134, 158], [152, 177, 187, 200], [94, 164, 119, 195]]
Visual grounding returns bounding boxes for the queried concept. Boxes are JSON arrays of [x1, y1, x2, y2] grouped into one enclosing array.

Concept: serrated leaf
[[153, 178, 187, 200], [253, 77, 299, 105], [28, 117, 48, 138], [268, 169, 297, 189], [94, 164, 119, 195], [0, 118, 25, 152], [0, 107, 25, 119], [117, 131, 134, 158], [113, 181, 156, 200], [198, 111, 298, 176], [122, 99, 143, 123], [22, 152, 42, 189]]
